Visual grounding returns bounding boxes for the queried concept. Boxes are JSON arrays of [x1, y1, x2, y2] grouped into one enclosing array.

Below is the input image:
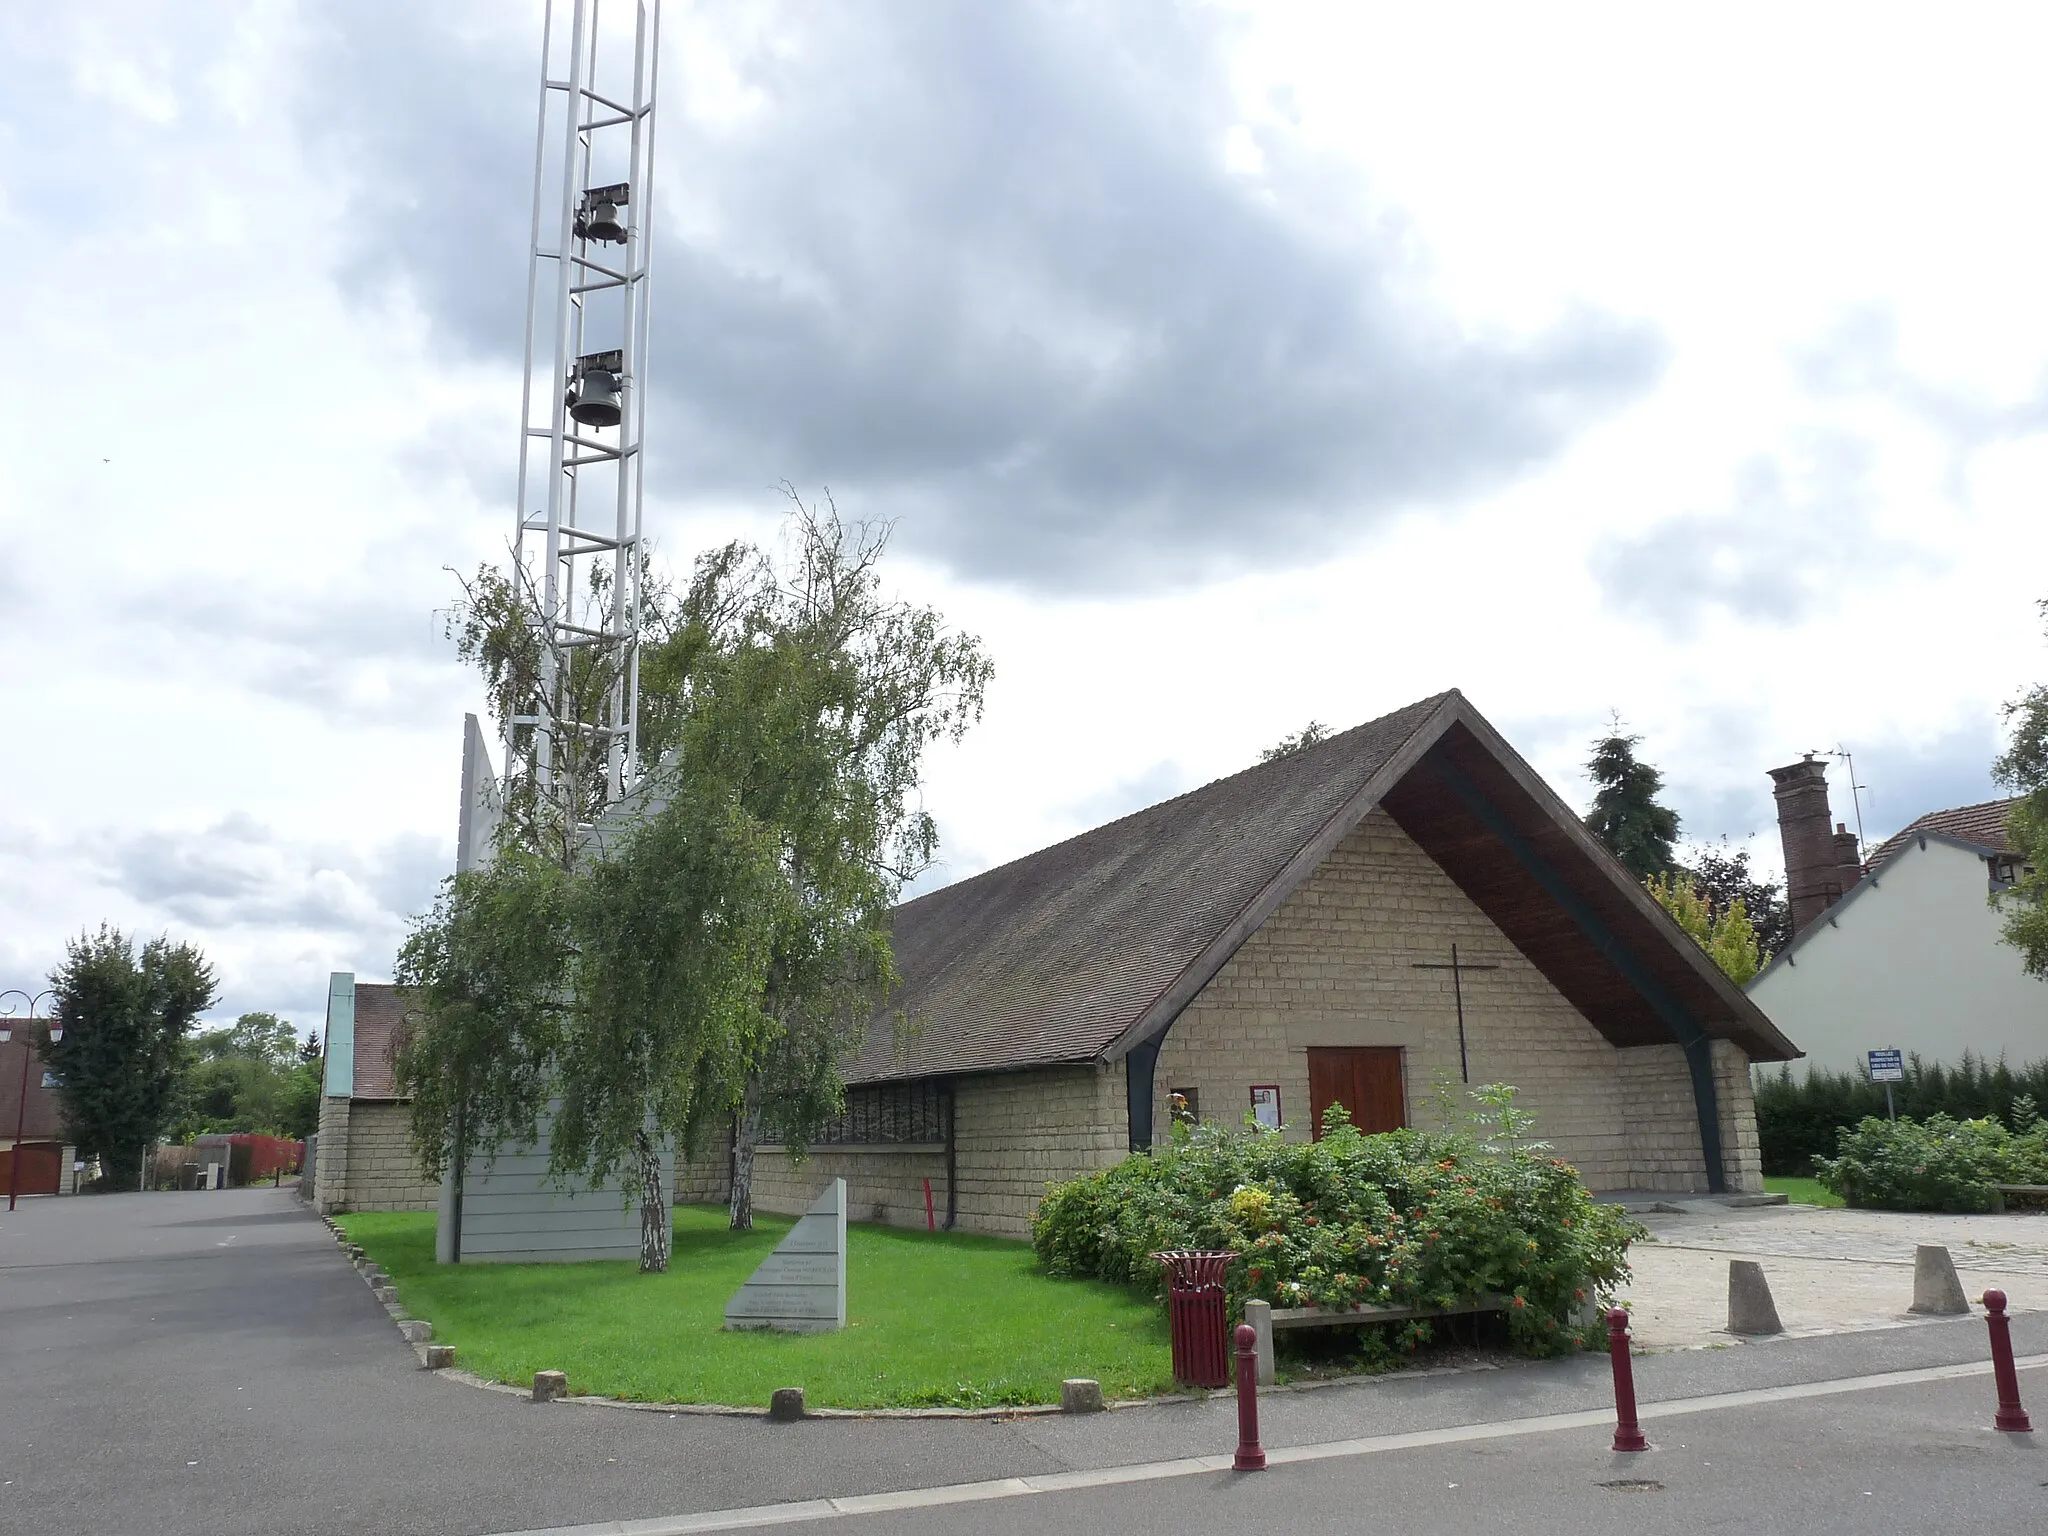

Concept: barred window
[[805, 1080, 953, 1145]]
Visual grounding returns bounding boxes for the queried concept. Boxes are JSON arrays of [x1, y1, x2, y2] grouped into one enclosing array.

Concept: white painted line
[[489, 1354, 2048, 1536]]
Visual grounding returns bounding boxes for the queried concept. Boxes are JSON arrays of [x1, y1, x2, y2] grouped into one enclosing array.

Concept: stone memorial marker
[[725, 1178, 847, 1333]]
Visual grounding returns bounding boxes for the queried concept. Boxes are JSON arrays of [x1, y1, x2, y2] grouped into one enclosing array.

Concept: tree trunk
[[728, 1080, 763, 1231], [636, 1128, 670, 1274]]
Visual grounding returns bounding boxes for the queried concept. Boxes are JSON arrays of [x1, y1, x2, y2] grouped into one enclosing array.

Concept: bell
[[583, 198, 625, 244], [568, 366, 622, 428]]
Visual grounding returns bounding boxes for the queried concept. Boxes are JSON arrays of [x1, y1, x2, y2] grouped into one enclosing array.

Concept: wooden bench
[[1244, 1294, 1511, 1384]]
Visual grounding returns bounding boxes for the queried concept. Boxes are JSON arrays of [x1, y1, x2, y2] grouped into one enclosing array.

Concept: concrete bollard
[[424, 1345, 455, 1369], [1232, 1323, 1266, 1471], [1243, 1299, 1276, 1387], [1982, 1289, 2033, 1432], [1908, 1245, 1970, 1315], [1059, 1379, 1104, 1414], [373, 1286, 399, 1306], [399, 1320, 432, 1343], [533, 1370, 569, 1403], [767, 1387, 806, 1422], [1607, 1308, 1647, 1453], [1727, 1260, 1783, 1336]]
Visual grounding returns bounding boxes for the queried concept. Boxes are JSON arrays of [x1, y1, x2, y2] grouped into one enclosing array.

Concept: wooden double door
[[1306, 1048, 1407, 1138]]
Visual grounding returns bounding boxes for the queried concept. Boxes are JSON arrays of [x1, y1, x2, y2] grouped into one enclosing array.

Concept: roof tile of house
[[350, 983, 407, 1098], [1866, 797, 2022, 869]]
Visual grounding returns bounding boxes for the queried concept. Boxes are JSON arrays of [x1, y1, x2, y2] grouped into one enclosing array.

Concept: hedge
[[1754, 1055, 2048, 1177], [1815, 1113, 2048, 1211]]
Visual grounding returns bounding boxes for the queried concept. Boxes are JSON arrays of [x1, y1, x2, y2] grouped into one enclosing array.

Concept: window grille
[[804, 1080, 953, 1146]]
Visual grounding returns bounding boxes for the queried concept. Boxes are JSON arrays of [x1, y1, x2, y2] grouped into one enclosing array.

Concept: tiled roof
[[849, 694, 1458, 1083], [350, 983, 407, 1098], [1866, 797, 2021, 869]]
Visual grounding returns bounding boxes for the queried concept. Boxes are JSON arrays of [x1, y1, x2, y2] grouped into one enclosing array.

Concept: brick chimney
[[1768, 755, 1863, 937]]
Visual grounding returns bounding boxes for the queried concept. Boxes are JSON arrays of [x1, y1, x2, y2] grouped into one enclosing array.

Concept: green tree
[[1993, 598, 2048, 979], [1678, 840, 1789, 964], [1584, 726, 1681, 879], [1259, 721, 1330, 762], [44, 927, 217, 1190], [1646, 871, 1763, 985], [398, 497, 991, 1267], [168, 1011, 317, 1139]]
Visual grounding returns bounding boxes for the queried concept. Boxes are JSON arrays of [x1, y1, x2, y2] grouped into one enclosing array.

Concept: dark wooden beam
[[1424, 750, 1727, 1193]]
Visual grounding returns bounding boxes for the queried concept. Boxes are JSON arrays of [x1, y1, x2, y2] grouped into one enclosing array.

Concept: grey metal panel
[[460, 1207, 639, 1235], [440, 1106, 668, 1264], [461, 1225, 643, 1256]]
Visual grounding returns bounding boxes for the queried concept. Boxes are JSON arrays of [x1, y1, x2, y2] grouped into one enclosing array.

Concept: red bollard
[[1233, 1323, 1266, 1471], [922, 1177, 935, 1232], [1982, 1289, 2033, 1433], [1607, 1307, 1647, 1452]]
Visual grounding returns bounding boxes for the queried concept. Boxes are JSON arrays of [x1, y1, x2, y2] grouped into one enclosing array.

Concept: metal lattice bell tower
[[510, 0, 661, 810]]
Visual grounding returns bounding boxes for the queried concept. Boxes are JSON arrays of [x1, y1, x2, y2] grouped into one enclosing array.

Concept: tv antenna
[[508, 0, 662, 808], [1822, 746, 1870, 857]]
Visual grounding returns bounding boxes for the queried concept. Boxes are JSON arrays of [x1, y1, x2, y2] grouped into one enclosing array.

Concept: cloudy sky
[[4, 2, 2045, 1032]]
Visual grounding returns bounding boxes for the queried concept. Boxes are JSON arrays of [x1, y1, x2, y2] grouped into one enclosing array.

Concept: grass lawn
[[337, 1204, 1175, 1409], [1764, 1175, 1844, 1208]]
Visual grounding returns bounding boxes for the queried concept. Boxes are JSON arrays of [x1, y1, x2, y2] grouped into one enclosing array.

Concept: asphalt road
[[3, 1188, 2043, 1536]]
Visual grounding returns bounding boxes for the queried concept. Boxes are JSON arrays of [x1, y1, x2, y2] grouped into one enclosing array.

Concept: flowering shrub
[[1814, 1114, 2048, 1212], [1032, 1088, 1639, 1358]]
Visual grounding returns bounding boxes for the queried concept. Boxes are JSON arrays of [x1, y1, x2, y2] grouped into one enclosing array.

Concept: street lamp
[[2, 989, 57, 1212]]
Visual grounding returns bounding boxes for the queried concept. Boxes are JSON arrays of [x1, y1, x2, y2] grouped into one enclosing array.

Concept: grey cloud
[[86, 817, 448, 939], [1843, 721, 2002, 845], [104, 576, 468, 728], [1590, 432, 1921, 631], [298, 1, 1666, 594], [1799, 306, 2048, 452]]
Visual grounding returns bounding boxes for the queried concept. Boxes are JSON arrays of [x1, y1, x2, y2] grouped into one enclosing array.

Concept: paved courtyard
[[1621, 1198, 2047, 1349]]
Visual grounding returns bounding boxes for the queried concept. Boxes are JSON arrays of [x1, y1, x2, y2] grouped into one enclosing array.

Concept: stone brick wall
[[313, 1095, 350, 1212], [313, 1096, 439, 1213], [952, 1065, 1126, 1236], [1149, 807, 1754, 1192], [678, 1063, 1129, 1241], [1713, 1039, 1764, 1193]]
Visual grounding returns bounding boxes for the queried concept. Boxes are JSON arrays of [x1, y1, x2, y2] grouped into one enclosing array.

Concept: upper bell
[[568, 365, 623, 428], [584, 198, 625, 244], [576, 181, 630, 245]]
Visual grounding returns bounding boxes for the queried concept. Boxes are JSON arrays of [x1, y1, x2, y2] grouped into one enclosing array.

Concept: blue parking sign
[[1867, 1049, 1905, 1083]]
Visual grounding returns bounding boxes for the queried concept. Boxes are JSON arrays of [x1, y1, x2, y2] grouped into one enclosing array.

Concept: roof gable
[[1748, 828, 2004, 987], [853, 694, 1453, 1081], [855, 691, 1796, 1083]]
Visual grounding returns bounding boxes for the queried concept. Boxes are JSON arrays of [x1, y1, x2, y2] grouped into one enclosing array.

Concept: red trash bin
[[1153, 1249, 1236, 1388]]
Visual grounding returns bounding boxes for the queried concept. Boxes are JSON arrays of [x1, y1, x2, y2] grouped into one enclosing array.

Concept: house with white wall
[[1747, 788, 2046, 1075]]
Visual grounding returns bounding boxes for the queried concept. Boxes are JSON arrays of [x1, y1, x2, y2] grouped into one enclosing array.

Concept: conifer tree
[[1583, 727, 1681, 880]]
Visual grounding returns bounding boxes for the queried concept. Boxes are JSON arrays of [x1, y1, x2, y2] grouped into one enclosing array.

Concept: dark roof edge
[[1441, 702, 1801, 1061], [1748, 829, 2004, 988], [1098, 691, 1466, 1064]]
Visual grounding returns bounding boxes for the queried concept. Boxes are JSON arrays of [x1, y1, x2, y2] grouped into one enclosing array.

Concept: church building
[[684, 690, 1800, 1237]]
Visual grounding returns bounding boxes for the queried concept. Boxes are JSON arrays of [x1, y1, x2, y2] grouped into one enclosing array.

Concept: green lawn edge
[[1763, 1175, 1844, 1208], [337, 1204, 1178, 1409]]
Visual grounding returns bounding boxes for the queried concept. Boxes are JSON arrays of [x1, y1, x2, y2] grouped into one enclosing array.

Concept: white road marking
[[487, 1354, 2048, 1536]]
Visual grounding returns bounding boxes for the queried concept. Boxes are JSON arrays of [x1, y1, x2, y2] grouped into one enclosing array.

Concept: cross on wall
[[1410, 944, 1500, 1084]]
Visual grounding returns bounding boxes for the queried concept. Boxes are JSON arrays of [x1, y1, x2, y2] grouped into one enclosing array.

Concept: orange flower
[[1511, 1296, 1527, 1309]]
